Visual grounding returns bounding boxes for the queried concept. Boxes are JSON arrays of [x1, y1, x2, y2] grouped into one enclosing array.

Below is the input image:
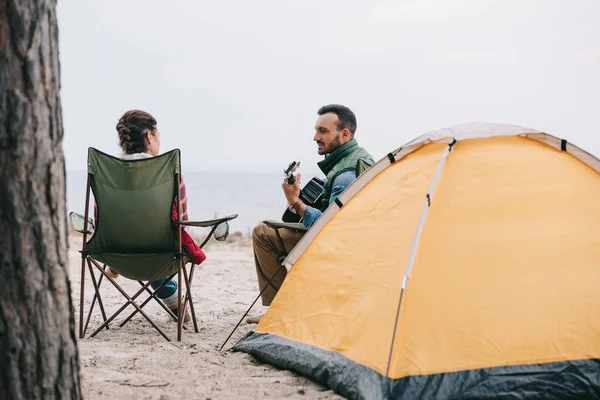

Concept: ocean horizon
[[66, 168, 324, 236]]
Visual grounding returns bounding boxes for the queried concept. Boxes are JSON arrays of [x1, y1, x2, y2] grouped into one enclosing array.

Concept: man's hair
[[317, 104, 357, 137]]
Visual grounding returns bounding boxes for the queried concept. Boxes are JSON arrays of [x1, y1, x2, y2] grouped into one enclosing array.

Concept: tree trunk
[[0, 1, 82, 399]]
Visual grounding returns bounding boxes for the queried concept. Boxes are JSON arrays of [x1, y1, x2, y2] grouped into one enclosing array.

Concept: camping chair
[[72, 147, 237, 342]]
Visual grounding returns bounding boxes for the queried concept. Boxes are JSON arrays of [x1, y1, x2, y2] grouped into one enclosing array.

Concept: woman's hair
[[116, 110, 157, 154]]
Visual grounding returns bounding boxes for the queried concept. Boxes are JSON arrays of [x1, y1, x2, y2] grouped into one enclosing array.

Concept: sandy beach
[[68, 233, 343, 400]]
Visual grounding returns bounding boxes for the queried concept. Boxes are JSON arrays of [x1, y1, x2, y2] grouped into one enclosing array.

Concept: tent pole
[[219, 263, 286, 352], [384, 139, 457, 385]]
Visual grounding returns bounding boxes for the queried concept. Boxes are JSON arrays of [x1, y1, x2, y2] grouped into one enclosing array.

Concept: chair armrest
[[263, 220, 308, 234], [69, 211, 94, 234], [177, 214, 238, 247], [176, 214, 238, 227]]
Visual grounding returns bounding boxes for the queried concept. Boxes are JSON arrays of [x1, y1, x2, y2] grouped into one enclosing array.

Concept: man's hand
[[282, 173, 307, 216], [282, 173, 301, 205]]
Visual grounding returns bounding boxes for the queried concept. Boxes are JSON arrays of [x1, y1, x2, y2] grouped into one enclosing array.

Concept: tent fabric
[[85, 147, 183, 280], [235, 332, 600, 400], [233, 123, 600, 399]]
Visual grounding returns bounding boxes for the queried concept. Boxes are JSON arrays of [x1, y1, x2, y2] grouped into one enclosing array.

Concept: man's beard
[[319, 133, 342, 155]]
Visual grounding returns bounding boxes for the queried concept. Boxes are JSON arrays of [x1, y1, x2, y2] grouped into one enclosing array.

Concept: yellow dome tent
[[234, 123, 600, 399]]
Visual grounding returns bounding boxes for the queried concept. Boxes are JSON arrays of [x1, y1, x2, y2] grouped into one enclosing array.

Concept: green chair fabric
[[85, 148, 183, 281]]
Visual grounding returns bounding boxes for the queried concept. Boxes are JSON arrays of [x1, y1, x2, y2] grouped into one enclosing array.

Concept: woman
[[105, 109, 205, 322]]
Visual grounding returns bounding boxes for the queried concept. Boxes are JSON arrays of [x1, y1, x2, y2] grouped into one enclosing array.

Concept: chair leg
[[183, 264, 199, 333], [83, 266, 102, 336], [177, 258, 183, 341], [79, 256, 86, 339], [119, 274, 187, 330], [88, 261, 109, 323], [119, 277, 179, 327], [83, 261, 109, 336], [88, 258, 172, 341]]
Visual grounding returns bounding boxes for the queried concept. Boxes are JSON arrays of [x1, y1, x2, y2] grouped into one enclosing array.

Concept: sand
[[68, 233, 343, 400]]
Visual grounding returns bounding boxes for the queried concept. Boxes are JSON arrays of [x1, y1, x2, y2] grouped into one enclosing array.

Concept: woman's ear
[[145, 131, 153, 144]]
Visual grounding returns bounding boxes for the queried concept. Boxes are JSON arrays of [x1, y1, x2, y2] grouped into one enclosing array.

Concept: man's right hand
[[282, 172, 301, 206]]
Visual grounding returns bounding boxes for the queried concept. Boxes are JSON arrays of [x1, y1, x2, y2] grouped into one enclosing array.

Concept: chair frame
[[76, 152, 236, 342]]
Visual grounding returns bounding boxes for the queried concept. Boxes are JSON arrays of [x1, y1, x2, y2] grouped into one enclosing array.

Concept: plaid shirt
[[178, 177, 188, 222], [170, 176, 205, 264]]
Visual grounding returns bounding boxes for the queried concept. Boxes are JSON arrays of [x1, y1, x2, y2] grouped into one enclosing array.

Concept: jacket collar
[[118, 151, 153, 160], [317, 138, 358, 175]]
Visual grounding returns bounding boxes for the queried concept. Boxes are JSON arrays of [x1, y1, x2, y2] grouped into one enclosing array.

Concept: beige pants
[[252, 222, 305, 306]]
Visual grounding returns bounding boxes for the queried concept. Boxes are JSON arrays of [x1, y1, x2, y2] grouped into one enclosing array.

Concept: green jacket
[[316, 138, 375, 211]]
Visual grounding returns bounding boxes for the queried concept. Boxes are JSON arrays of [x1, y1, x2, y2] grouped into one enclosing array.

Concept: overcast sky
[[56, 0, 600, 173]]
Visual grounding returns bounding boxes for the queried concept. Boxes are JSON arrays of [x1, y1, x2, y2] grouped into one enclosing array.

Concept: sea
[[65, 169, 323, 236]]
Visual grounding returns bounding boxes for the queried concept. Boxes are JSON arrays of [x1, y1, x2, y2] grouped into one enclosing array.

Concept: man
[[247, 104, 374, 324]]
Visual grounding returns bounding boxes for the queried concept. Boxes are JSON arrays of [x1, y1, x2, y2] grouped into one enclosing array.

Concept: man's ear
[[341, 128, 351, 139]]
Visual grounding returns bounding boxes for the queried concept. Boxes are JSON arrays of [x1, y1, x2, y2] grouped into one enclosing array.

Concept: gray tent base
[[234, 332, 600, 400]]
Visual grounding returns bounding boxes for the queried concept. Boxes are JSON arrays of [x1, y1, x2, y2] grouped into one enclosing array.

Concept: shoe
[[105, 267, 119, 279], [169, 301, 191, 324], [246, 313, 264, 324]]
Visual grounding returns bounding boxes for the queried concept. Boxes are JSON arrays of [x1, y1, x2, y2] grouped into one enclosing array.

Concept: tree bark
[[0, 1, 82, 399]]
